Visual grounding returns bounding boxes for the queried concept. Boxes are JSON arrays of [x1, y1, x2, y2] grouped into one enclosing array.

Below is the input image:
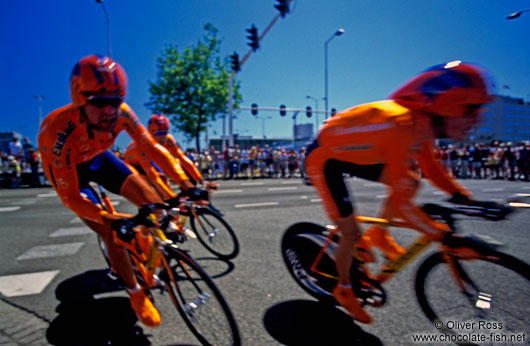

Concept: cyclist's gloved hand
[[182, 187, 210, 202], [205, 181, 218, 191], [447, 192, 472, 205], [110, 218, 136, 242]]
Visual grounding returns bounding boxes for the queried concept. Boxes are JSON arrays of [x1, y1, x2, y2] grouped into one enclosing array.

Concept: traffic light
[[274, 0, 290, 18], [279, 104, 287, 116], [331, 108, 337, 117], [251, 103, 258, 116], [306, 106, 312, 117], [246, 25, 259, 52], [230, 52, 240, 72]]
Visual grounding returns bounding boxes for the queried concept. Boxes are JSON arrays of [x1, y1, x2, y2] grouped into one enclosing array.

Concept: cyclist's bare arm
[[119, 106, 193, 191]]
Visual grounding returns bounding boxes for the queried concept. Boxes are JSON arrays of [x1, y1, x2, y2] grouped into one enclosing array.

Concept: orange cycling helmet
[[70, 55, 127, 107], [389, 61, 494, 117], [148, 114, 170, 133]]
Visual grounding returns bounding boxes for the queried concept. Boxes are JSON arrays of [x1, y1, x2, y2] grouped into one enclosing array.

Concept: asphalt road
[[0, 177, 529, 346]]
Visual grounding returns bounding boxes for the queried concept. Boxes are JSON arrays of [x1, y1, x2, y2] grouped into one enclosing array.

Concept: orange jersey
[[38, 103, 188, 223], [306, 100, 469, 236], [123, 142, 177, 200], [163, 134, 202, 182], [124, 134, 202, 183]]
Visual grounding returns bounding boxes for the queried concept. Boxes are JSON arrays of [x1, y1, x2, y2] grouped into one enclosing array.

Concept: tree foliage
[[146, 24, 242, 152]]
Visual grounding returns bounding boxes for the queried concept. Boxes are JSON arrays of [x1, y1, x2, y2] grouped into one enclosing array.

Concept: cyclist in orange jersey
[[305, 61, 494, 323], [38, 55, 206, 327], [123, 114, 216, 200]]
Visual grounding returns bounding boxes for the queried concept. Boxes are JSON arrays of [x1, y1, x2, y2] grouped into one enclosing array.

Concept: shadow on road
[[263, 300, 383, 346], [46, 269, 151, 346], [192, 256, 235, 279]]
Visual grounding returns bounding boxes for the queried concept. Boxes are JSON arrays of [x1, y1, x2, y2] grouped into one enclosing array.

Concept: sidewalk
[[0, 299, 49, 346]]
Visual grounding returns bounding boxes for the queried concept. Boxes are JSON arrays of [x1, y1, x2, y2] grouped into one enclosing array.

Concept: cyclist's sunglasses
[[86, 95, 123, 108], [153, 131, 168, 136]]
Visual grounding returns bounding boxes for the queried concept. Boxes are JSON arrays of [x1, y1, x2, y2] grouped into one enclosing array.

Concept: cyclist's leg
[[306, 150, 372, 323], [77, 152, 161, 326]]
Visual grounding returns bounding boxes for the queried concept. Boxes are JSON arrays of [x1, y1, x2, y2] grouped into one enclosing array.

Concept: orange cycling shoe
[[363, 226, 405, 261], [129, 289, 162, 327], [333, 285, 373, 324]]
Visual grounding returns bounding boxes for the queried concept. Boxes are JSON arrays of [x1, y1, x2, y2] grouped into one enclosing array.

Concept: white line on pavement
[[241, 182, 264, 186], [281, 180, 301, 184], [376, 195, 387, 199], [234, 201, 279, 208], [70, 218, 82, 224], [17, 243, 85, 260], [310, 198, 322, 203], [300, 195, 309, 199], [216, 189, 244, 194], [0, 270, 60, 297], [432, 191, 445, 195], [0, 206, 21, 212], [37, 193, 57, 198], [49, 227, 92, 237], [268, 186, 297, 191], [482, 188, 504, 192]]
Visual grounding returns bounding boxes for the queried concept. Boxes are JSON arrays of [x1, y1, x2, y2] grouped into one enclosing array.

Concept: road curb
[[0, 298, 50, 345]]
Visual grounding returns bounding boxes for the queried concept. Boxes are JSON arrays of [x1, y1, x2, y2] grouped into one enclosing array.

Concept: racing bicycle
[[98, 185, 239, 261], [281, 196, 530, 345], [105, 201, 241, 346]]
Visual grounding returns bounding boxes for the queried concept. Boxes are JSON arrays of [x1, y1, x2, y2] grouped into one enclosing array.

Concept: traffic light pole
[[228, 9, 285, 148]]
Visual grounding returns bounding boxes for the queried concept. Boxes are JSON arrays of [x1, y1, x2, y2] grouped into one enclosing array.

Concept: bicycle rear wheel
[[190, 207, 239, 260], [160, 245, 240, 346], [415, 247, 530, 346], [281, 222, 339, 304]]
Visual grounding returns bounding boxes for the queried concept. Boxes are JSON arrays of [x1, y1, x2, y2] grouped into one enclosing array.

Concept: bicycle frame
[[310, 216, 438, 286]]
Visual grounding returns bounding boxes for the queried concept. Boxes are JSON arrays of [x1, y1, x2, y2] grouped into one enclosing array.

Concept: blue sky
[[1, 1, 529, 149]]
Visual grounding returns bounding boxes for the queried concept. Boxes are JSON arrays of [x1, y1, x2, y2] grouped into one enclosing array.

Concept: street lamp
[[506, 9, 530, 19], [306, 95, 324, 133], [324, 28, 344, 119], [33, 95, 45, 125], [95, 0, 112, 57]]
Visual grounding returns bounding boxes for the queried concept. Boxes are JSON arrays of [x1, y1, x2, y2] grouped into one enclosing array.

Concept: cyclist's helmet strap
[[389, 61, 495, 117], [148, 114, 170, 133], [70, 55, 127, 108]]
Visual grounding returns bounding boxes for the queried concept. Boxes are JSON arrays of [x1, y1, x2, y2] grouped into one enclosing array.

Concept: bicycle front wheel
[[415, 248, 530, 346], [160, 245, 241, 346], [190, 207, 239, 260]]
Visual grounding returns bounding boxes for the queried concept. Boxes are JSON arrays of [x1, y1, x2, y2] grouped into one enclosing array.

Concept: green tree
[[146, 23, 242, 152]]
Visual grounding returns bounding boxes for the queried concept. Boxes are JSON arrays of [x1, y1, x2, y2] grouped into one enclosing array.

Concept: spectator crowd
[[0, 137, 43, 188], [2, 137, 529, 189]]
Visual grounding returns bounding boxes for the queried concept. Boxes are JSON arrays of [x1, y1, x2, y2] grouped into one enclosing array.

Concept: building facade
[[475, 95, 530, 143]]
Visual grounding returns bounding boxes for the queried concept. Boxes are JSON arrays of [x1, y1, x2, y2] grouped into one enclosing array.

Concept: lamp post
[[306, 95, 324, 134], [95, 0, 112, 57], [324, 28, 344, 119], [33, 95, 45, 125], [506, 9, 530, 19]]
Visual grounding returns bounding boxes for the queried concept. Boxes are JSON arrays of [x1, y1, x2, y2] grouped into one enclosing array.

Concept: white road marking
[[310, 198, 322, 203], [0, 206, 21, 212], [235, 201, 279, 208], [432, 191, 445, 195], [268, 186, 297, 191], [49, 227, 92, 237], [376, 195, 387, 199], [70, 218, 82, 224], [482, 188, 504, 192], [17, 243, 84, 260], [241, 182, 264, 186], [300, 195, 309, 199], [37, 193, 57, 198], [216, 189, 244, 194], [281, 180, 301, 184], [111, 200, 120, 206], [0, 270, 60, 297]]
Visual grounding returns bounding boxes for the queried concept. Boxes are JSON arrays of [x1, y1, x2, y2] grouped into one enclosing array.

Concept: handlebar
[[423, 194, 530, 227]]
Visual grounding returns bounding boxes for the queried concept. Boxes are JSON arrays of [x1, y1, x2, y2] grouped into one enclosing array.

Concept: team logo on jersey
[[53, 120, 76, 157]]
